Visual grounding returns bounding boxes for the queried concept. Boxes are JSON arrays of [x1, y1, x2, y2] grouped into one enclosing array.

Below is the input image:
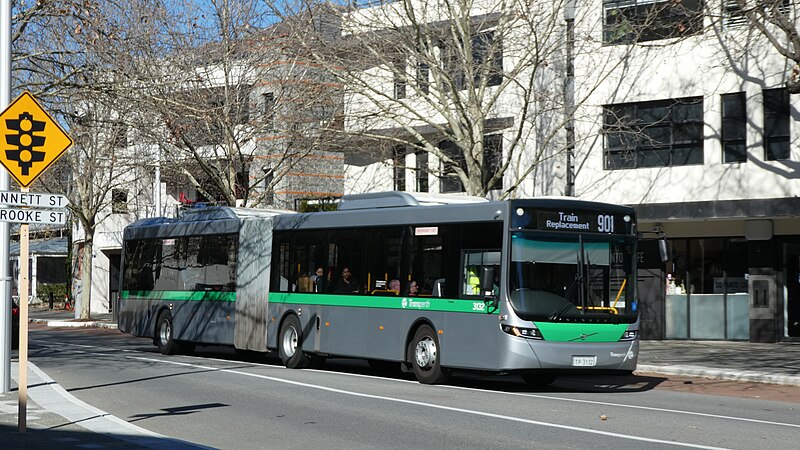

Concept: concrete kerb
[[637, 364, 800, 386], [29, 318, 117, 329]]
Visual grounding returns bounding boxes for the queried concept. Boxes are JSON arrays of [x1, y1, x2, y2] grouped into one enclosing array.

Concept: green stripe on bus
[[269, 292, 495, 314], [534, 321, 627, 342], [120, 290, 237, 302]]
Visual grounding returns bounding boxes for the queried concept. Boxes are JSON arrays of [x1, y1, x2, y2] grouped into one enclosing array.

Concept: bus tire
[[409, 324, 449, 384], [156, 310, 180, 355], [279, 315, 310, 369]]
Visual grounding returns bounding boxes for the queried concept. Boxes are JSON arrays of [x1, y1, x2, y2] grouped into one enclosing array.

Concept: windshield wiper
[[578, 236, 587, 314]]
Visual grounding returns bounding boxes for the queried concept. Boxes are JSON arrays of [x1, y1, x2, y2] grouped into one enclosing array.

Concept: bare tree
[[122, 0, 343, 208], [24, 1, 151, 319], [731, 0, 800, 93], [271, 0, 632, 198]]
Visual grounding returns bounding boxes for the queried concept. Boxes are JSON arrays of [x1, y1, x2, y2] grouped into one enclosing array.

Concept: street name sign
[[0, 207, 66, 225], [0, 190, 68, 208], [0, 91, 73, 187]]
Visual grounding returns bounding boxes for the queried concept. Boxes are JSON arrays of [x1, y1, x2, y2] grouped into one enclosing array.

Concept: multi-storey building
[[342, 1, 799, 342], [567, 0, 799, 342], [73, 14, 345, 315]]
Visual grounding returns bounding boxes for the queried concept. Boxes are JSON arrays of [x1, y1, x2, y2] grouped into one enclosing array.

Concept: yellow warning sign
[[0, 91, 73, 188]]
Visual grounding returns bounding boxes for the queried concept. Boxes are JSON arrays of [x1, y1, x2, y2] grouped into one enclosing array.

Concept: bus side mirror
[[658, 238, 669, 263], [480, 266, 498, 313], [480, 266, 495, 295]]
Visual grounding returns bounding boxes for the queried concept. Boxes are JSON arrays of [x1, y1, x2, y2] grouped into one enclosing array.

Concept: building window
[[415, 150, 429, 192], [442, 30, 503, 90], [111, 121, 127, 149], [722, 92, 747, 163], [112, 189, 128, 214], [724, 0, 790, 29], [603, 0, 703, 44], [394, 60, 407, 99], [439, 134, 503, 192], [472, 31, 502, 87], [604, 97, 704, 169], [262, 92, 275, 131], [392, 146, 406, 191], [416, 62, 430, 95], [439, 140, 464, 193], [763, 88, 790, 161], [483, 133, 503, 191]]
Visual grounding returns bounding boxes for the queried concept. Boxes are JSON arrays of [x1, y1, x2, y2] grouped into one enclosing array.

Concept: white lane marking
[[442, 384, 800, 430], [51, 342, 800, 430], [115, 354, 724, 449]]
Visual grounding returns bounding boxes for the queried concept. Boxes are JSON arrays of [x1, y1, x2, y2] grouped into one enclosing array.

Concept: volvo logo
[[570, 332, 598, 342]]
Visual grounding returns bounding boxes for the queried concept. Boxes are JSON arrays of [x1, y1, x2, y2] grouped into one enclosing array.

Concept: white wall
[[571, 1, 799, 206]]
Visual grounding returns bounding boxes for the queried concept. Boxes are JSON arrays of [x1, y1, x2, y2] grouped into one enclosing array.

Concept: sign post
[[0, 90, 72, 432]]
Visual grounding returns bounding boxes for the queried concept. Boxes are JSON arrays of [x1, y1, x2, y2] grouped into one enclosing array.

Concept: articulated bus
[[119, 192, 641, 385]]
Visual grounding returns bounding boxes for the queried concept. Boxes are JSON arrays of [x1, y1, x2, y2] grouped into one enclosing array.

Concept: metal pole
[[0, 0, 13, 395]]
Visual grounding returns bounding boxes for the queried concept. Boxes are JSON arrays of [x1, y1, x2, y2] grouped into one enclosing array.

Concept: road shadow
[[190, 345, 667, 394], [0, 423, 205, 449]]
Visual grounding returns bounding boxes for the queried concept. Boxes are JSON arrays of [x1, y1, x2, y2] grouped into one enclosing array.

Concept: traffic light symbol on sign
[[5, 112, 47, 176], [0, 91, 73, 187]]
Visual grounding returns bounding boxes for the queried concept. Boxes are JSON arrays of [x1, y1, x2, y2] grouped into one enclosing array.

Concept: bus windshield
[[509, 232, 636, 322]]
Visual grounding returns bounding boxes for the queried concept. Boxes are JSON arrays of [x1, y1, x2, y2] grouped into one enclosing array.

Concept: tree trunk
[[79, 236, 93, 320]]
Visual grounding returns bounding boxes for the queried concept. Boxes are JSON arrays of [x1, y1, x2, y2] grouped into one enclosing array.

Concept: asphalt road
[[26, 326, 800, 449]]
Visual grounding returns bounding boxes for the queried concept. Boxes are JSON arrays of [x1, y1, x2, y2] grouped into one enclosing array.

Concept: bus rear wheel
[[156, 310, 180, 355], [409, 325, 449, 384], [279, 315, 310, 369]]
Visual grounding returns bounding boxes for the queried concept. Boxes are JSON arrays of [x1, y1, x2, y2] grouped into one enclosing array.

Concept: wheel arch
[[274, 309, 302, 347], [404, 317, 437, 363], [152, 305, 173, 345]]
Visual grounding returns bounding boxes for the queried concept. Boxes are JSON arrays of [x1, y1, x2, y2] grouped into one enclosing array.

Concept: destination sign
[[0, 207, 67, 225], [512, 208, 632, 234], [0, 190, 68, 208]]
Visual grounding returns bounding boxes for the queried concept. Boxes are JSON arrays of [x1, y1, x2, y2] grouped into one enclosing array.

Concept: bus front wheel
[[156, 310, 180, 355], [409, 325, 450, 384], [279, 315, 310, 369]]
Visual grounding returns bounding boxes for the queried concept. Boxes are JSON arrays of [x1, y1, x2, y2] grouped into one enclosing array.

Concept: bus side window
[[461, 250, 501, 298]]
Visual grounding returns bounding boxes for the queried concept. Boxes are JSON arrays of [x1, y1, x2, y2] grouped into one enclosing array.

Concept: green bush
[[37, 283, 68, 303]]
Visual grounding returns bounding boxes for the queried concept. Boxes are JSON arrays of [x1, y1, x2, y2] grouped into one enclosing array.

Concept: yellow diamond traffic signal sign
[[0, 91, 73, 188]]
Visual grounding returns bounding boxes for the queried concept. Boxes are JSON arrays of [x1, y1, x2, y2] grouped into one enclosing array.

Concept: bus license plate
[[572, 356, 597, 367]]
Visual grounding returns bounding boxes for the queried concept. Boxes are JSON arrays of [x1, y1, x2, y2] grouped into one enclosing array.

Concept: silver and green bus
[[119, 192, 641, 385]]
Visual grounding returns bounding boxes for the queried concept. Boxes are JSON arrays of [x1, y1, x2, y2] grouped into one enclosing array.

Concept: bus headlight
[[501, 324, 542, 340], [619, 330, 638, 341]]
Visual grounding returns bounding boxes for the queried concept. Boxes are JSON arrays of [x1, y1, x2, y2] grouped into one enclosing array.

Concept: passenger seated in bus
[[406, 280, 419, 296], [388, 279, 400, 293], [311, 266, 325, 292], [333, 266, 359, 293]]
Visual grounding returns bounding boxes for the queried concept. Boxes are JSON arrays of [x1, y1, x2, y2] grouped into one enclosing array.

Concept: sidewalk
[[27, 305, 117, 330]]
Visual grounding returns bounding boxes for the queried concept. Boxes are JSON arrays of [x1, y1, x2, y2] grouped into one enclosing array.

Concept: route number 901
[[597, 215, 614, 233]]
